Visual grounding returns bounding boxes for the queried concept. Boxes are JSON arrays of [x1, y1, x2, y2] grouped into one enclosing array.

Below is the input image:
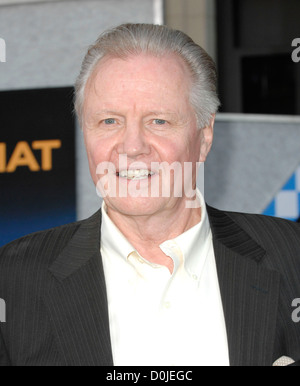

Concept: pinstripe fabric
[[0, 206, 299, 366], [0, 211, 113, 366], [207, 206, 300, 366]]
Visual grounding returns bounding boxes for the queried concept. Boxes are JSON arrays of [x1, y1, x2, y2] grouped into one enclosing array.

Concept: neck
[[106, 202, 202, 271]]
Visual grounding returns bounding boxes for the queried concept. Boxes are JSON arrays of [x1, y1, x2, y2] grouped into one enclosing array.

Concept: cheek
[[163, 139, 200, 164], [84, 134, 111, 167], [85, 138, 115, 186], [153, 136, 186, 162]]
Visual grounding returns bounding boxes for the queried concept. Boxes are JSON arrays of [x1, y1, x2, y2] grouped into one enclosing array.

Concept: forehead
[[84, 53, 192, 105]]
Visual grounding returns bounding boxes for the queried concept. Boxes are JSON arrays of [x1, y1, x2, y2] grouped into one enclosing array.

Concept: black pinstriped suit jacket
[[0, 205, 300, 366]]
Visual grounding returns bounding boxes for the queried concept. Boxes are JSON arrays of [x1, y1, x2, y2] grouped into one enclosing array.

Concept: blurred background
[[0, 0, 299, 246]]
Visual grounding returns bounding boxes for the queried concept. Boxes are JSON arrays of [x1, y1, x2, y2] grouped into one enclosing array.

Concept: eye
[[104, 118, 116, 125], [153, 119, 166, 125]]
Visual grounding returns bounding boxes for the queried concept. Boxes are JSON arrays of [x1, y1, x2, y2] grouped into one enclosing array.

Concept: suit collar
[[49, 210, 102, 281], [207, 205, 266, 262]]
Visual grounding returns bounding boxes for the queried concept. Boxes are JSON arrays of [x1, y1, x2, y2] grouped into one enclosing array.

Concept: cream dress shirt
[[100, 190, 229, 366]]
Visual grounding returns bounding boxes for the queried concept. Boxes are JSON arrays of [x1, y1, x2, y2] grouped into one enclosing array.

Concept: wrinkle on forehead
[[84, 52, 192, 107]]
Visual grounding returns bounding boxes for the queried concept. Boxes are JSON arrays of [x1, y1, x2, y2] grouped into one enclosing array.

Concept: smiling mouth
[[116, 169, 156, 180]]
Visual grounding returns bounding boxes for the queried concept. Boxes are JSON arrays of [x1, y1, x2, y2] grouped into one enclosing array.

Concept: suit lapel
[[44, 210, 113, 366], [207, 206, 281, 366]]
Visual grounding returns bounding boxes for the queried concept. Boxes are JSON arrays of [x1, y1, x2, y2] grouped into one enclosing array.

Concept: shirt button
[[164, 301, 171, 309], [192, 274, 198, 281]]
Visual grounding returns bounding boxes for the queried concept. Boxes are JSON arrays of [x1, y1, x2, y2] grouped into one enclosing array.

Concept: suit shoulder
[[207, 205, 300, 252], [0, 210, 102, 296], [226, 209, 300, 236], [0, 209, 101, 266], [0, 220, 82, 268], [208, 204, 300, 231]]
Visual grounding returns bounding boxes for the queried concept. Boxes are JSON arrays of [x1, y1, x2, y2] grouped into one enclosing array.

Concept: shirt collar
[[100, 189, 212, 277]]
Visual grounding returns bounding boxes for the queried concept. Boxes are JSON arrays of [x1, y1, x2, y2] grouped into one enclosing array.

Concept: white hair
[[74, 23, 220, 128]]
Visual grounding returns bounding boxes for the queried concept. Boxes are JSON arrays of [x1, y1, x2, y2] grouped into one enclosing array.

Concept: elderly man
[[0, 23, 300, 367]]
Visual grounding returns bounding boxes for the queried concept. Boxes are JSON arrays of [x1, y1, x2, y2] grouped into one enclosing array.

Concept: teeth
[[118, 169, 155, 180]]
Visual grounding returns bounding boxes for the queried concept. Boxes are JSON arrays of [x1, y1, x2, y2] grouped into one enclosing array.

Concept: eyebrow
[[91, 110, 179, 118]]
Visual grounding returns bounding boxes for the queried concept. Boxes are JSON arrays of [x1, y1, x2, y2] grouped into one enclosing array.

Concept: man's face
[[83, 53, 213, 218]]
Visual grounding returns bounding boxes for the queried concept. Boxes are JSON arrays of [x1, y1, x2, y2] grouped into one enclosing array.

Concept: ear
[[199, 114, 215, 162]]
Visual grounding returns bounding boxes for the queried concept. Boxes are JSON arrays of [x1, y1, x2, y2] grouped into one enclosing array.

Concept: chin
[[105, 196, 171, 217]]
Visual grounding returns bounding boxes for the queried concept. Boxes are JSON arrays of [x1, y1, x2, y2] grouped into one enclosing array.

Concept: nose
[[116, 121, 151, 158]]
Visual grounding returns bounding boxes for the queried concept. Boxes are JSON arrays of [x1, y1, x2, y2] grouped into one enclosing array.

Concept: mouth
[[116, 169, 156, 180]]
